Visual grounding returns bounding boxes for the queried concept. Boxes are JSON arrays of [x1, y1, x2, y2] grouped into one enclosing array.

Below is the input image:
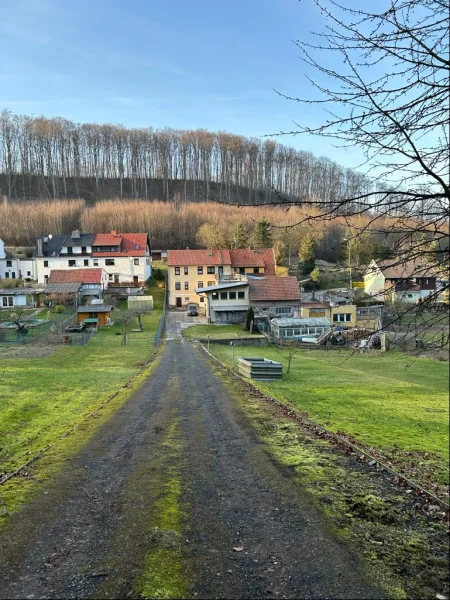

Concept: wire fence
[[154, 283, 167, 347], [0, 309, 76, 346]]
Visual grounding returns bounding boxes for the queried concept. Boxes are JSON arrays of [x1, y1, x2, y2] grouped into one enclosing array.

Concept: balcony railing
[[215, 273, 248, 282]]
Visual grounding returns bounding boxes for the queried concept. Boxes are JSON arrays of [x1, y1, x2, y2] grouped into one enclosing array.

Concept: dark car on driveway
[[187, 303, 198, 317]]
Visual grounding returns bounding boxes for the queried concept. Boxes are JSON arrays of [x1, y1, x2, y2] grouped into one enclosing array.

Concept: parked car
[[187, 303, 198, 317]]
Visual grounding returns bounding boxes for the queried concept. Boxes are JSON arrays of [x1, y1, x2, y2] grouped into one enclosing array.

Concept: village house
[[364, 259, 437, 304], [0, 238, 35, 281], [0, 287, 44, 309], [300, 298, 357, 329], [34, 230, 152, 285], [249, 276, 301, 319], [44, 268, 108, 306], [167, 247, 276, 308]]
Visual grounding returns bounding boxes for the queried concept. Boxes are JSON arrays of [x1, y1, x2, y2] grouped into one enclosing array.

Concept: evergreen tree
[[298, 234, 315, 275], [234, 222, 249, 248], [254, 217, 273, 248]]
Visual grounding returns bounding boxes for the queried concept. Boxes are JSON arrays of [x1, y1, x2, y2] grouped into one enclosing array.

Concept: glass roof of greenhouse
[[270, 317, 331, 327]]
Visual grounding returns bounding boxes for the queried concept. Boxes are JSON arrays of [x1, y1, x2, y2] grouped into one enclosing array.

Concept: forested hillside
[[0, 110, 372, 204]]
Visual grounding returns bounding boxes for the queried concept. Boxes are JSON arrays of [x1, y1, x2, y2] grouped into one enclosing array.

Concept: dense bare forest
[[0, 110, 372, 205], [0, 198, 403, 271]]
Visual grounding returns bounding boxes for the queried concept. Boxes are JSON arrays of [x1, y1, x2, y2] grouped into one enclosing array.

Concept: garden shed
[[76, 305, 114, 326], [271, 317, 331, 341]]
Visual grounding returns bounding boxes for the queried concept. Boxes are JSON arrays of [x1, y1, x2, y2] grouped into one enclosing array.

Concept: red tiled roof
[[255, 248, 277, 276], [229, 249, 265, 268], [249, 276, 301, 302], [167, 249, 232, 266], [91, 233, 149, 257], [48, 268, 104, 284], [93, 233, 121, 246]]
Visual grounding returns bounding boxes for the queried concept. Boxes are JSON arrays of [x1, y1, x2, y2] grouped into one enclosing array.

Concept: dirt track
[[0, 331, 383, 599]]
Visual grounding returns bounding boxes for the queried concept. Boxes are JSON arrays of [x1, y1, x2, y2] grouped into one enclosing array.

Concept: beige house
[[300, 301, 357, 328], [167, 248, 276, 308]]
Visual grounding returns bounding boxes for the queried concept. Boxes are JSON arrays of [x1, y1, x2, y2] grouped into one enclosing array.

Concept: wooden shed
[[76, 305, 114, 326]]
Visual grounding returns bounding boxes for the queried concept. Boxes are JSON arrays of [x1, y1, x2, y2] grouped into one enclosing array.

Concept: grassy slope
[[0, 283, 165, 524], [209, 345, 449, 484], [183, 324, 262, 339]]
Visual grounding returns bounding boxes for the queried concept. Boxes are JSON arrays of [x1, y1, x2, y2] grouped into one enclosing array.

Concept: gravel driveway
[[0, 338, 382, 599]]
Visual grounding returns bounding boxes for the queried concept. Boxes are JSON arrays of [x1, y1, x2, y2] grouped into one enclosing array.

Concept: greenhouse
[[270, 317, 331, 340]]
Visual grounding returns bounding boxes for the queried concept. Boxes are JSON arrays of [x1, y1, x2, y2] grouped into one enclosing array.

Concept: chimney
[[111, 229, 117, 236], [37, 238, 43, 257]]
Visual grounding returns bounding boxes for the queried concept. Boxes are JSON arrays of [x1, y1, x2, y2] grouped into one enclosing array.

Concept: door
[[176, 297, 182, 308], [133, 276, 139, 285], [114, 274, 119, 284], [218, 266, 223, 279]]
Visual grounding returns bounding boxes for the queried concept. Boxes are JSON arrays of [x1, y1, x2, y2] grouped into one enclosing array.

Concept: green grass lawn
[[208, 344, 449, 484], [0, 282, 165, 524], [183, 323, 262, 339]]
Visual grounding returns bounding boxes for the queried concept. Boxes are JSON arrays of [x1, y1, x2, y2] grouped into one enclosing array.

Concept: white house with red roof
[[34, 230, 151, 285]]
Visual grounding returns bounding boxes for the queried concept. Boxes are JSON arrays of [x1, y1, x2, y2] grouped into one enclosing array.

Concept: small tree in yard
[[276, 341, 299, 374], [310, 267, 320, 289], [245, 306, 255, 331], [9, 309, 28, 336]]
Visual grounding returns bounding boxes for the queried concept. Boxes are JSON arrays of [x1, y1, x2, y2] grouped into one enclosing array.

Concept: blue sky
[[1, 0, 364, 167]]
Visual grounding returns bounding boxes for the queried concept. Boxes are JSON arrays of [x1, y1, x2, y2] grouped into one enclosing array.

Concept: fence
[[0, 309, 76, 346], [154, 280, 168, 347]]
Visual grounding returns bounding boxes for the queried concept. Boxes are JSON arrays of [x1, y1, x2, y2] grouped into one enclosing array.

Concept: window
[[146, 259, 150, 265], [67, 247, 73, 255], [27, 271, 31, 276], [276, 307, 291, 315], [69, 260, 76, 267], [220, 291, 228, 300], [105, 259, 115, 266], [82, 246, 87, 254], [294, 329, 301, 336], [93, 259, 99, 266], [44, 260, 49, 268], [253, 267, 260, 274], [5, 272, 9, 278], [89, 312, 98, 318], [229, 291, 236, 300], [207, 281, 215, 287], [108, 274, 114, 281], [238, 291, 245, 299], [175, 267, 180, 275], [207, 266, 215, 274], [197, 266, 203, 275], [184, 267, 189, 275], [175, 282, 181, 290], [333, 313, 352, 322], [212, 292, 218, 300], [2, 296, 13, 307], [198, 281, 204, 288], [84, 260, 89, 266], [185, 297, 189, 302], [184, 282, 189, 290], [284, 329, 293, 337], [239, 267, 245, 275], [6, 260, 12, 267], [134, 258, 140, 266], [200, 297, 205, 302]]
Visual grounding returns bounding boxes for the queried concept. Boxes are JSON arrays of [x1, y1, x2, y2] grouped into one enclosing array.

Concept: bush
[[245, 307, 255, 331], [54, 305, 65, 314]]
